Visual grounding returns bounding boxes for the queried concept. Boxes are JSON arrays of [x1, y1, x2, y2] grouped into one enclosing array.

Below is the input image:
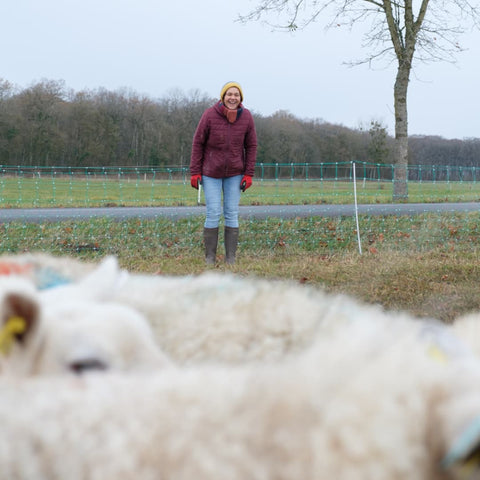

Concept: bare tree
[[239, 0, 480, 200], [15, 79, 66, 166]]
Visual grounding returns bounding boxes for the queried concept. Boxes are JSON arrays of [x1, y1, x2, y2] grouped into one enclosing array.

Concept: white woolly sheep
[[0, 257, 170, 377], [3, 254, 480, 478], [1, 311, 480, 479], [1, 252, 479, 369], [86, 262, 480, 369], [0, 253, 358, 363]]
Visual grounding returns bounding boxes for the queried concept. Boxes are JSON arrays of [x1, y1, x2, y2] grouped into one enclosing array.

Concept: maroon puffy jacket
[[190, 102, 257, 178]]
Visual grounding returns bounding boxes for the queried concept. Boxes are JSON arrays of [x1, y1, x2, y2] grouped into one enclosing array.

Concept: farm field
[[0, 176, 480, 207]]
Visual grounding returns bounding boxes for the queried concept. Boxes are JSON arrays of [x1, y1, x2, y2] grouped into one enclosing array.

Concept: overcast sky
[[3, 0, 479, 139]]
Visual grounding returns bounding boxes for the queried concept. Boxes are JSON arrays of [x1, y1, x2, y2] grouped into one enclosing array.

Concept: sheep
[[111, 270, 349, 364], [88, 265, 480, 370], [1, 312, 480, 479], [1, 252, 479, 369], [0, 253, 357, 364], [0, 257, 171, 377], [3, 254, 480, 478]]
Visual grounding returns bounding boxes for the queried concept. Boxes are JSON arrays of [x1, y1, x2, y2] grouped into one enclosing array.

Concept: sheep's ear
[[77, 256, 125, 298], [441, 416, 480, 476], [0, 292, 39, 355]]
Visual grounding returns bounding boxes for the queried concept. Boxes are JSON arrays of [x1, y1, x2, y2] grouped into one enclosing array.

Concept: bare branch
[[239, 0, 480, 64]]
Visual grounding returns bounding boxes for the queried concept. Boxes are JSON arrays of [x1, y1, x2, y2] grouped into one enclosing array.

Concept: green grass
[[1, 177, 480, 207], [3, 211, 480, 323]]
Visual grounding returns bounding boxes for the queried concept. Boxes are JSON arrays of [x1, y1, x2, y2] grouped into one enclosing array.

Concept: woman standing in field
[[190, 81, 257, 265]]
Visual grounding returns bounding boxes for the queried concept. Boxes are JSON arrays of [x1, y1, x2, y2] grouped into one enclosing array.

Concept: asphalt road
[[0, 202, 479, 223]]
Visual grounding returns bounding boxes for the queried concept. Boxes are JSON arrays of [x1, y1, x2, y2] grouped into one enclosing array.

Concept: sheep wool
[[1, 254, 480, 478], [1, 312, 480, 479]]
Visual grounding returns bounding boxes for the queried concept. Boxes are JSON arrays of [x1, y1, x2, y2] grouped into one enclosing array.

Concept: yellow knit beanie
[[220, 81, 243, 102]]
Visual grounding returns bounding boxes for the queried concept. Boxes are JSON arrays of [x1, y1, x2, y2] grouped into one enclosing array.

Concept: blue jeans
[[202, 175, 242, 228]]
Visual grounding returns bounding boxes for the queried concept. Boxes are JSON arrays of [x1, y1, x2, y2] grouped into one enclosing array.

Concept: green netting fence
[[1, 161, 479, 257], [1, 161, 480, 207]]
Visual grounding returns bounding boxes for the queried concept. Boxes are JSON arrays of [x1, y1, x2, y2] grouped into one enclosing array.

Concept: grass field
[[1, 177, 480, 207]]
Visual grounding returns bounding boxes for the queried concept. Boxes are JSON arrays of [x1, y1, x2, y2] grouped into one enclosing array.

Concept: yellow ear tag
[[0, 316, 27, 355], [456, 451, 480, 477]]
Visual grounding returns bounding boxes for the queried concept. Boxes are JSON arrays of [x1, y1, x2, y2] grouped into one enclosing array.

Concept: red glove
[[240, 175, 252, 192], [191, 174, 202, 190]]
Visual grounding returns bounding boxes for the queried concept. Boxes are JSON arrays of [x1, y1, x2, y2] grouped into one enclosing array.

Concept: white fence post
[[353, 161, 362, 255]]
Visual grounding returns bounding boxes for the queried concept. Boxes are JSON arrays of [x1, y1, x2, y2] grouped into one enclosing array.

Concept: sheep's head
[[35, 300, 171, 376], [0, 257, 171, 377]]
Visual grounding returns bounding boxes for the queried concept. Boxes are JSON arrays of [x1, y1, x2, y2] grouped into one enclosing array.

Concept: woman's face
[[223, 87, 241, 110]]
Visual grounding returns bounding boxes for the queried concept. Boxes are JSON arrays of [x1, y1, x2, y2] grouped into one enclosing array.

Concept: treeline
[[408, 136, 480, 168], [0, 78, 478, 167]]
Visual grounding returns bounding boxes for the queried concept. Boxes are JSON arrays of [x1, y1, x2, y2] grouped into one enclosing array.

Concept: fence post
[[352, 161, 362, 255], [259, 163, 264, 182]]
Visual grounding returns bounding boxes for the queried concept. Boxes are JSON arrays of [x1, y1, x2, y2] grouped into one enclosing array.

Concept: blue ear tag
[[441, 415, 480, 474]]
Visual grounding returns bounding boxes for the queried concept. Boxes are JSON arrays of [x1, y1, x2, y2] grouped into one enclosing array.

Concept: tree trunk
[[393, 65, 410, 202], [392, 62, 410, 201]]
